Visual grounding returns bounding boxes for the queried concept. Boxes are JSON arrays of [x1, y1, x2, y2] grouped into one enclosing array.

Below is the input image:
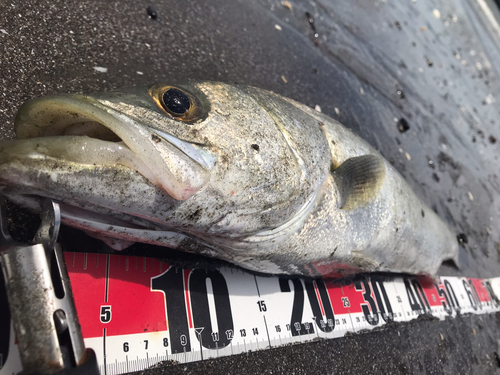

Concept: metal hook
[[33, 198, 61, 252]]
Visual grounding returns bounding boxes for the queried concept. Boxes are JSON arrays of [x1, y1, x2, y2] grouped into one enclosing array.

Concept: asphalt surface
[[141, 313, 500, 375], [1, 0, 500, 373]]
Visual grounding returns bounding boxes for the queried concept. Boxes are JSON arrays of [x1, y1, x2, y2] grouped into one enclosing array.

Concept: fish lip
[[13, 94, 212, 200]]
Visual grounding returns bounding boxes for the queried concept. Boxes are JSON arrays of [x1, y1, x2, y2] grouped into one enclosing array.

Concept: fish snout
[[13, 95, 212, 200]]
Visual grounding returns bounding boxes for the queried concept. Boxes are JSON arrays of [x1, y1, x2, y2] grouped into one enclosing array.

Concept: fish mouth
[[8, 94, 212, 201]]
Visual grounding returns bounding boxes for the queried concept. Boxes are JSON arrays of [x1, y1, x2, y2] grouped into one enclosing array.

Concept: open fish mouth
[[6, 93, 213, 201]]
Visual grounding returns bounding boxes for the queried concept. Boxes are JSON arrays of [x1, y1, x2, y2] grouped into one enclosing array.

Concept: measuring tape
[[1, 251, 499, 375]]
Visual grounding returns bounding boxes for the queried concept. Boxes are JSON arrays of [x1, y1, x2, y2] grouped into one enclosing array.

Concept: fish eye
[[149, 85, 203, 122], [163, 88, 190, 115]]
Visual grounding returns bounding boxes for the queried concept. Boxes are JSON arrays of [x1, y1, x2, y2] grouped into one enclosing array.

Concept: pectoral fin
[[333, 155, 386, 210]]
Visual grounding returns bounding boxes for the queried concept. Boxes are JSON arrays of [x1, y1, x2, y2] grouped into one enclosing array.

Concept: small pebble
[[275, 24, 282, 31], [93, 66, 108, 73], [281, 75, 287, 83], [281, 1, 293, 10], [147, 5, 159, 20], [314, 105, 321, 113], [457, 233, 468, 245], [397, 118, 410, 133], [433, 9, 441, 19]]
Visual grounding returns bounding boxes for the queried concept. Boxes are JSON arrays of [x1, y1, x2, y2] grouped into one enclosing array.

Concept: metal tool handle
[[0, 197, 98, 374]]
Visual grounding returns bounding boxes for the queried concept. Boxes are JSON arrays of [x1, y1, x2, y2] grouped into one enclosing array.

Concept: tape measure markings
[[1, 252, 499, 375]]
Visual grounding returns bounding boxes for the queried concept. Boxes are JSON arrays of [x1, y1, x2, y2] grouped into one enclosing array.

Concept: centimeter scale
[[1, 251, 500, 375]]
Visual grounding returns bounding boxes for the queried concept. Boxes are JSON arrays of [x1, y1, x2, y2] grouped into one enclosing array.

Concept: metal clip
[[33, 198, 61, 254], [0, 197, 97, 374]]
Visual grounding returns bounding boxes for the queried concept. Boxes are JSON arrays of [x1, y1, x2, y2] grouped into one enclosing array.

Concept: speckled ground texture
[[2, 0, 500, 373]]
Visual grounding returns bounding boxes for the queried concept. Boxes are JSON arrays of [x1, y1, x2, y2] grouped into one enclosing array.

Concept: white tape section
[[1, 252, 499, 375]]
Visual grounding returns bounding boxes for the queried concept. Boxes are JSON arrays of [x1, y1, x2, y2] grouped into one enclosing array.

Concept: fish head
[[0, 82, 331, 246]]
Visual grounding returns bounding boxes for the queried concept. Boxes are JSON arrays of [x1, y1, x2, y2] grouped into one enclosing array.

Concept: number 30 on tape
[[1, 253, 499, 375]]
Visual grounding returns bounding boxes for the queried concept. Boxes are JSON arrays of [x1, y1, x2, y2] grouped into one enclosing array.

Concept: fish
[[0, 82, 458, 277]]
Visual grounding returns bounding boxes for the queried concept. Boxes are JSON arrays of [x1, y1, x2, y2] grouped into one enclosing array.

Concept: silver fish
[[0, 82, 458, 277]]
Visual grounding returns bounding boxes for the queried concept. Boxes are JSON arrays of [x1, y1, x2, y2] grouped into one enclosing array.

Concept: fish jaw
[[13, 94, 211, 200], [0, 148, 173, 224], [0, 151, 209, 251]]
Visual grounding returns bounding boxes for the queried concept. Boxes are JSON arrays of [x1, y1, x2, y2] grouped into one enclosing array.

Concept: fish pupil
[[163, 88, 190, 115]]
